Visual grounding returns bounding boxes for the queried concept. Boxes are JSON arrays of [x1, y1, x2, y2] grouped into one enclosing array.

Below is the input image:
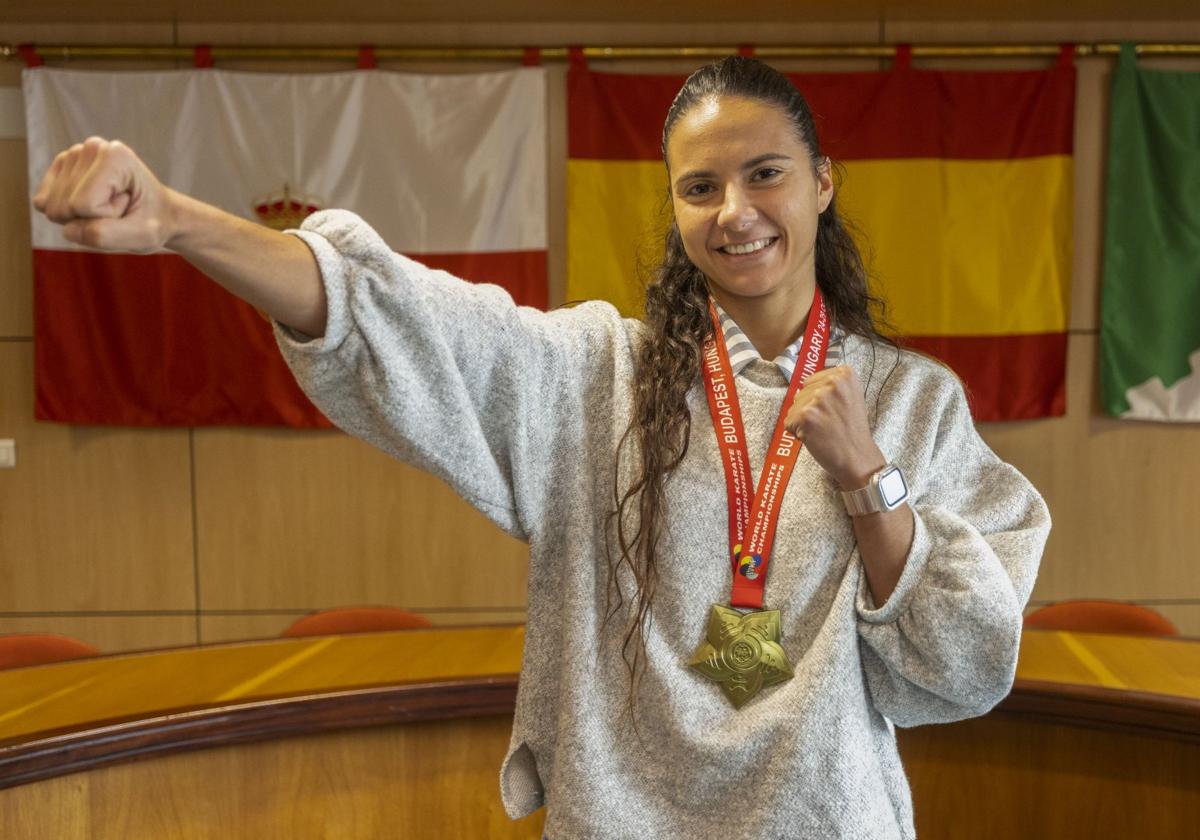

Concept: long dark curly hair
[[605, 56, 892, 716]]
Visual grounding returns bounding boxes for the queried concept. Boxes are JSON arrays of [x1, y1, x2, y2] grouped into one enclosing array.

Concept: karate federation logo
[[733, 543, 763, 580]]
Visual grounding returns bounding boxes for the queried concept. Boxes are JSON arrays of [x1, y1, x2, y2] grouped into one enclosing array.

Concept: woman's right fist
[[32, 137, 175, 254]]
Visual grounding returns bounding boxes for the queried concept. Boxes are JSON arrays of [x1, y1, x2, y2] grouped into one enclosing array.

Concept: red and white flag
[[25, 67, 547, 426]]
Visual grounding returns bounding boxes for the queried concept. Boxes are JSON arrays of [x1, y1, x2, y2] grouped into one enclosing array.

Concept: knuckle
[[106, 139, 130, 162]]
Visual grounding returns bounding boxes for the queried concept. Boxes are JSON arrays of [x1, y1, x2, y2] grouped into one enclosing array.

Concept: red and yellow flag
[[25, 67, 548, 427], [567, 56, 1074, 420]]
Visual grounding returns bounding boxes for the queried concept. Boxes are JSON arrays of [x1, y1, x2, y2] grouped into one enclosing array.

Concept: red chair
[[281, 606, 434, 638], [0, 633, 101, 670], [1023, 600, 1179, 637]]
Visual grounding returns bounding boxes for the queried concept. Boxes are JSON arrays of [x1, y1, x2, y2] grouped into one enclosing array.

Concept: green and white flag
[[1100, 44, 1200, 422]]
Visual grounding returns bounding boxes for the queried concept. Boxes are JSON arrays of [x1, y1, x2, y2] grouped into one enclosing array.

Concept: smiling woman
[[30, 54, 1049, 839]]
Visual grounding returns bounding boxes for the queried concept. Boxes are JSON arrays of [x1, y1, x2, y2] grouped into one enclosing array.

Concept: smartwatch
[[841, 464, 908, 516]]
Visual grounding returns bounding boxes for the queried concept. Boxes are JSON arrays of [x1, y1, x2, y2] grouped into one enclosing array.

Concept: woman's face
[[666, 95, 833, 312]]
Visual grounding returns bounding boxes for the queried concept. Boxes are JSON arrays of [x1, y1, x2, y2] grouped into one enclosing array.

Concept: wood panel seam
[[189, 426, 202, 644]]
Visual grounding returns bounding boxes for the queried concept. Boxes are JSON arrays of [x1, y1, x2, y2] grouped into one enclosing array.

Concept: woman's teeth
[[721, 238, 774, 255]]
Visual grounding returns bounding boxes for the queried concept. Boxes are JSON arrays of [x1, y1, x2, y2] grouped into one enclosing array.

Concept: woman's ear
[[816, 157, 834, 213]]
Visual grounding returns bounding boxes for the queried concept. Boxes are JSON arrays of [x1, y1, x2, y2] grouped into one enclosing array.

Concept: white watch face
[[878, 468, 908, 507]]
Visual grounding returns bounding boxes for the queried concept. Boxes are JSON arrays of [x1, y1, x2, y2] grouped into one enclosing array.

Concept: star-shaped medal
[[688, 604, 794, 708]]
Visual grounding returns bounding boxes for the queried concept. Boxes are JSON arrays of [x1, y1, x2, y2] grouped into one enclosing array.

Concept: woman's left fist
[[784, 366, 886, 491]]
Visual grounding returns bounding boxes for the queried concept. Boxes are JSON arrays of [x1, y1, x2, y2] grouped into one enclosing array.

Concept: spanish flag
[[567, 52, 1074, 420]]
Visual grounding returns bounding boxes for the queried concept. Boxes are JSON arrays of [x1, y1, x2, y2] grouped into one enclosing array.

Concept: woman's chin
[[708, 277, 785, 302]]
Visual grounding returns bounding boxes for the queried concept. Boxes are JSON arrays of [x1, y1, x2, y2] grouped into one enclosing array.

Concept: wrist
[[834, 451, 888, 492], [162, 187, 191, 252], [163, 188, 218, 254]]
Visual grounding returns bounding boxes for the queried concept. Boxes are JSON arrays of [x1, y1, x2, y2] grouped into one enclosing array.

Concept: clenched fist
[[785, 365, 887, 491], [32, 136, 176, 254]]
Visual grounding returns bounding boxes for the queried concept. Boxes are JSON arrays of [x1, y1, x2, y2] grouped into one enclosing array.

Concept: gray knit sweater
[[276, 210, 1050, 840]]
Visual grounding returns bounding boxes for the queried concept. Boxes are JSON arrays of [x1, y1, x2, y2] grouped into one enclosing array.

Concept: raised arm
[[31, 136, 327, 337]]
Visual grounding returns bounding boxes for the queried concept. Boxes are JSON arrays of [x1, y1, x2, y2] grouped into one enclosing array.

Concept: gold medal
[[688, 604, 794, 708]]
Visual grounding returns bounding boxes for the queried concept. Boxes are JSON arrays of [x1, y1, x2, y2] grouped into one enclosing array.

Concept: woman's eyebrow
[[674, 153, 793, 186]]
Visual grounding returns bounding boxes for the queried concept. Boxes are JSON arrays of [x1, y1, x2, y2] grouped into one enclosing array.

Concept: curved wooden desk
[[1, 627, 1197, 839]]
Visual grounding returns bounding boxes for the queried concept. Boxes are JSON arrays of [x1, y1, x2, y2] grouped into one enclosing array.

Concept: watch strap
[[841, 464, 907, 516]]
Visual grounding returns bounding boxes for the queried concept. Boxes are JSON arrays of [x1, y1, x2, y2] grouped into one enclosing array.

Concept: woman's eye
[[753, 167, 781, 181], [686, 183, 714, 197]]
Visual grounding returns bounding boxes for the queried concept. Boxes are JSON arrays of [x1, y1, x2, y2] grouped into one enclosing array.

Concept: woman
[[34, 56, 1048, 839]]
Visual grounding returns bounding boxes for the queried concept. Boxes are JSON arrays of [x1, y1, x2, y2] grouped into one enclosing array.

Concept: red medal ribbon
[[701, 289, 830, 609]]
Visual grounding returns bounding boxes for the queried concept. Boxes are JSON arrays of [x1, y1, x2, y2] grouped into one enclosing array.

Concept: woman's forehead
[[666, 96, 804, 168]]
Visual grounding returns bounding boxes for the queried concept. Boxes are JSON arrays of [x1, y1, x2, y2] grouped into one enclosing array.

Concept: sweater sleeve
[[855, 363, 1050, 727], [272, 209, 620, 543]]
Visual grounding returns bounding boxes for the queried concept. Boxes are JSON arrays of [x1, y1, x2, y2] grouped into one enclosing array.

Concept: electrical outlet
[[0, 439, 14, 469]]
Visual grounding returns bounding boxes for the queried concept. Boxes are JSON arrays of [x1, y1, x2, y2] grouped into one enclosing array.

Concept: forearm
[[165, 189, 327, 337], [850, 504, 915, 607]]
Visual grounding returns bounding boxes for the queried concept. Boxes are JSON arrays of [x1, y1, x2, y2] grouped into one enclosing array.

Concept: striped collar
[[712, 298, 843, 382]]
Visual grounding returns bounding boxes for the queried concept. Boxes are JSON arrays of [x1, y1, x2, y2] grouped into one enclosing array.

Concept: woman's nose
[[717, 186, 756, 230]]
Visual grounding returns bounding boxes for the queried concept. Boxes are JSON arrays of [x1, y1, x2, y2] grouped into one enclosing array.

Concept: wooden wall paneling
[[192, 428, 530, 611], [0, 138, 33, 338], [898, 714, 1200, 839], [881, 18, 1200, 44], [0, 615, 197, 652], [175, 20, 883, 48], [980, 335, 1200, 603], [0, 345, 196, 612], [199, 610, 527, 643], [0, 23, 176, 45], [14, 0, 1200, 25], [0, 716, 545, 839]]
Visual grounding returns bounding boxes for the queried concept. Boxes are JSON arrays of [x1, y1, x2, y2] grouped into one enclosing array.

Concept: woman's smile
[[716, 236, 779, 257]]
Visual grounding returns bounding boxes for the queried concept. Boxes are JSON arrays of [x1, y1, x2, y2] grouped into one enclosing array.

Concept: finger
[[32, 151, 68, 212], [109, 189, 132, 218], [65, 139, 104, 206], [63, 217, 124, 251], [65, 213, 160, 253], [59, 142, 87, 188], [785, 403, 810, 440], [41, 145, 85, 222], [69, 148, 131, 220]]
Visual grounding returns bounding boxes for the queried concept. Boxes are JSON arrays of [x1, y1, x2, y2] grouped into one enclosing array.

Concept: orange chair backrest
[[1023, 600, 1179, 637], [0, 634, 101, 670], [281, 607, 434, 638]]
